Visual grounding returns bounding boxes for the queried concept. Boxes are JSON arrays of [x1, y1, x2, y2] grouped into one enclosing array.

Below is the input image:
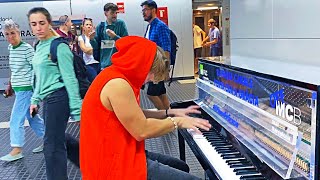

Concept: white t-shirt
[[145, 24, 151, 39], [193, 25, 203, 49], [78, 35, 99, 65]]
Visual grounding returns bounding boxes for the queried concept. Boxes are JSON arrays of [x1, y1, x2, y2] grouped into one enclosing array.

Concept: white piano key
[[188, 129, 240, 180]]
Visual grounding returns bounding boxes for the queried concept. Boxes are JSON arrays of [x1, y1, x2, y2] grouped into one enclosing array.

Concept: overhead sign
[[117, 2, 125, 13], [157, 7, 168, 26]]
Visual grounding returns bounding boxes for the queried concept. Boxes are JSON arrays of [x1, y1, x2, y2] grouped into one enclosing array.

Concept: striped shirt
[[8, 42, 34, 91]]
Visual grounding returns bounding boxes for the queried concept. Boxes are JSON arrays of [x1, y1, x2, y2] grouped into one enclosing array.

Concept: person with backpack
[[0, 19, 45, 162], [78, 18, 100, 82], [90, 3, 128, 69], [141, 0, 171, 110], [56, 15, 79, 54], [27, 7, 82, 180]]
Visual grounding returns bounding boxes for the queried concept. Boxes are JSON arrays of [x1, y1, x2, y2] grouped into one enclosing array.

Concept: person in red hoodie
[[80, 36, 211, 180]]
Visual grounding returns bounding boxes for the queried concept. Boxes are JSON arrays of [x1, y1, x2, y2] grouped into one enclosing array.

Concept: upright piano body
[[174, 58, 320, 180]]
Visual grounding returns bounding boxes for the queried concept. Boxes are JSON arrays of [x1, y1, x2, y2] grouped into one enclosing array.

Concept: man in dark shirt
[[56, 15, 78, 53], [90, 3, 129, 69], [141, 0, 171, 110]]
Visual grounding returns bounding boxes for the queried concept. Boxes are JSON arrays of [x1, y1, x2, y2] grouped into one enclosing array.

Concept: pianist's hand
[[175, 116, 211, 134], [169, 105, 201, 117]]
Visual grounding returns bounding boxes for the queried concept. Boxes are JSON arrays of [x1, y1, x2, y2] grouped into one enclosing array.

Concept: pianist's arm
[[143, 105, 202, 119]]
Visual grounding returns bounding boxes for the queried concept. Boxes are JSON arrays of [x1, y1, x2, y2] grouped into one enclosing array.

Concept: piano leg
[[178, 130, 186, 162]]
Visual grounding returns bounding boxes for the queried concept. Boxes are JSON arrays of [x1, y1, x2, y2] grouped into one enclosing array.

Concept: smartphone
[[31, 109, 38, 118]]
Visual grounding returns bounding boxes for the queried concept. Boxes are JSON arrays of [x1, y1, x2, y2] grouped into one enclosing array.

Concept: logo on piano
[[270, 89, 301, 125]]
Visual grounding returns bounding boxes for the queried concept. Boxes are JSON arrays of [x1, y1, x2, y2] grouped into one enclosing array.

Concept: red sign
[[117, 2, 125, 13], [157, 7, 168, 26]]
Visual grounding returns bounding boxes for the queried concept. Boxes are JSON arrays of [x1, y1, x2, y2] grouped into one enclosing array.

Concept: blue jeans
[[43, 88, 70, 180], [10, 90, 44, 147], [210, 47, 221, 56], [86, 63, 100, 82]]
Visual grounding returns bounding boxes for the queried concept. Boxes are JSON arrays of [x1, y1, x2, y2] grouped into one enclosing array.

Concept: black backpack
[[50, 37, 91, 99], [168, 30, 179, 86], [34, 37, 91, 99]]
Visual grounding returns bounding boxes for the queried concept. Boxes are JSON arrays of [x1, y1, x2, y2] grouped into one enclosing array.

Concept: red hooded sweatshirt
[[80, 36, 157, 180]]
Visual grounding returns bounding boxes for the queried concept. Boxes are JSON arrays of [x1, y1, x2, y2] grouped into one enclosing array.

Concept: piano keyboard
[[188, 127, 266, 180]]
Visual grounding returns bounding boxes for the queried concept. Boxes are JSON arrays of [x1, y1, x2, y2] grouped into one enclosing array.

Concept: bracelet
[[165, 109, 169, 117], [168, 117, 178, 130]]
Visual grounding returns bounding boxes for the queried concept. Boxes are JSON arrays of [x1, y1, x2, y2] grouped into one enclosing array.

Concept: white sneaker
[[32, 144, 43, 153]]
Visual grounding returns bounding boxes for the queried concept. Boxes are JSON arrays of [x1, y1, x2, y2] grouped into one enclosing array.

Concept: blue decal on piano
[[216, 69, 253, 89], [212, 105, 239, 128], [214, 79, 259, 106], [312, 92, 317, 100], [269, 89, 285, 108]]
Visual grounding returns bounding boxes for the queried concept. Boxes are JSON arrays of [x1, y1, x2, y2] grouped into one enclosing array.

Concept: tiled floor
[[0, 81, 204, 179]]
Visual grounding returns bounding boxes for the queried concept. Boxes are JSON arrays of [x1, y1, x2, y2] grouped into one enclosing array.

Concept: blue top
[[209, 27, 221, 48], [145, 18, 171, 53], [91, 19, 128, 69], [31, 37, 81, 120]]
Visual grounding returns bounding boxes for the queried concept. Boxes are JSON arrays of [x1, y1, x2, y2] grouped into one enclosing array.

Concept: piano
[[172, 58, 320, 180]]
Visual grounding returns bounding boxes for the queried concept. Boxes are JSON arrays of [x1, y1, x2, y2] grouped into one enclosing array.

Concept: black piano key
[[202, 132, 221, 136], [222, 154, 243, 159], [236, 170, 259, 175], [211, 142, 229, 146], [227, 160, 248, 165], [240, 174, 265, 179], [212, 143, 232, 148], [225, 157, 246, 162], [208, 140, 226, 144], [206, 137, 224, 140], [241, 177, 265, 180], [206, 138, 224, 142], [222, 156, 243, 161], [205, 136, 223, 140], [204, 134, 223, 138], [216, 149, 237, 153], [220, 152, 240, 156], [226, 158, 245, 161], [215, 146, 233, 150], [233, 167, 257, 173], [230, 163, 252, 168]]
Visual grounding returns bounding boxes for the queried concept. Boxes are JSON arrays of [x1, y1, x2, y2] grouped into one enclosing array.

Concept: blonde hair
[[50, 27, 60, 37], [150, 46, 170, 83]]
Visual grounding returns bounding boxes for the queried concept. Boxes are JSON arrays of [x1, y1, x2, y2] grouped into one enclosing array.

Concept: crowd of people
[[1, 1, 212, 180]]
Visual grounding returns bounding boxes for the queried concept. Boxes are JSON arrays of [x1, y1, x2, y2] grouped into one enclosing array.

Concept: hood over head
[[111, 36, 157, 91]]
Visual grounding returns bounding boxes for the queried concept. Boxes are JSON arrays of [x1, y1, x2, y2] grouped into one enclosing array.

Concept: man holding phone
[[90, 3, 128, 69]]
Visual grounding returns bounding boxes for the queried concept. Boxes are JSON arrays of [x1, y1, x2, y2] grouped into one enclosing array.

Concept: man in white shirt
[[193, 23, 206, 74]]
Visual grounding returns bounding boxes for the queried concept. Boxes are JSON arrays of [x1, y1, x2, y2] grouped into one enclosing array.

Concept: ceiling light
[[196, 6, 219, 11]]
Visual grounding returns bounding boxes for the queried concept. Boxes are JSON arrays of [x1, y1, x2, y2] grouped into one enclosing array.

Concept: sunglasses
[[82, 17, 93, 25], [84, 17, 92, 21]]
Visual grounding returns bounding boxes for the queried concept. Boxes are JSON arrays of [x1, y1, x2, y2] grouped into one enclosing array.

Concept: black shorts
[[194, 48, 202, 58], [147, 81, 166, 96]]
